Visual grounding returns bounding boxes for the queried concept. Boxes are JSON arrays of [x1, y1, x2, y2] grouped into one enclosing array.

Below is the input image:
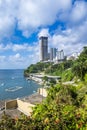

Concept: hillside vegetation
[[0, 47, 87, 130], [24, 46, 87, 82], [24, 62, 52, 76]]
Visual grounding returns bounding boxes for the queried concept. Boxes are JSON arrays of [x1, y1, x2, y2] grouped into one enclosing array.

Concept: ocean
[[0, 69, 41, 100]]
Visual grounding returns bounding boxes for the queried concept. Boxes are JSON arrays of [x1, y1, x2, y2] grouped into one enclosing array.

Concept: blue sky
[[0, 0, 87, 69]]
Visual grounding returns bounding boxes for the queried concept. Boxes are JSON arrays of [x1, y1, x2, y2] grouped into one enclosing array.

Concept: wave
[[1, 83, 4, 86], [5, 86, 23, 92], [33, 90, 36, 93], [11, 77, 15, 80]]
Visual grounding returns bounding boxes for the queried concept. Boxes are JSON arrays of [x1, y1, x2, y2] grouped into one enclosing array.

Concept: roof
[[5, 109, 21, 118], [20, 93, 45, 105]]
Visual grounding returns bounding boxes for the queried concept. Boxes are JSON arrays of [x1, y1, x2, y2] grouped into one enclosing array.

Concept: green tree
[[73, 47, 87, 80]]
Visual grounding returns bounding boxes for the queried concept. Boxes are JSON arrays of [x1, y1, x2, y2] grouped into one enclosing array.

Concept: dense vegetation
[[72, 46, 87, 80], [0, 47, 87, 130], [24, 62, 52, 76], [45, 60, 74, 81], [0, 82, 87, 130], [24, 59, 74, 81]]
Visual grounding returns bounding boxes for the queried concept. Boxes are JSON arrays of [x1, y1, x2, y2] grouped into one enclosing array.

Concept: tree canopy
[[72, 46, 87, 80]]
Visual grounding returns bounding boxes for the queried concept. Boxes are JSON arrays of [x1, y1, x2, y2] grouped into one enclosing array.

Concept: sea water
[[0, 69, 41, 100]]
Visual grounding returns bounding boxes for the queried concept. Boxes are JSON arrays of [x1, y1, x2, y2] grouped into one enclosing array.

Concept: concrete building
[[50, 48, 57, 61], [0, 93, 45, 119], [48, 53, 50, 60], [57, 50, 64, 61], [39, 36, 48, 61], [53, 48, 57, 60], [50, 48, 53, 61], [67, 52, 79, 60]]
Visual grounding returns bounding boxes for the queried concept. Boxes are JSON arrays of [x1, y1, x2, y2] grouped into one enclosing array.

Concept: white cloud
[[0, 0, 18, 40], [12, 44, 28, 51], [17, 0, 71, 36], [70, 1, 87, 23], [12, 43, 39, 52], [0, 43, 11, 51], [0, 55, 29, 69], [0, 16, 15, 40], [0, 43, 39, 52], [48, 21, 87, 55], [0, 0, 86, 39], [0, 44, 4, 51], [0, 0, 72, 39], [38, 28, 50, 38], [0, 55, 6, 62], [7, 52, 39, 69], [0, 42, 39, 69], [9, 53, 24, 62]]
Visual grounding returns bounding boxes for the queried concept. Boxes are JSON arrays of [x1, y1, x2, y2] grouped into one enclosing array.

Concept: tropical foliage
[[0, 82, 87, 130], [24, 62, 52, 76], [72, 46, 87, 80]]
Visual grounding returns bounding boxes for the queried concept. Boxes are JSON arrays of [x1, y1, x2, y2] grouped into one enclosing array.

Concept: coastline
[[26, 74, 43, 85], [0, 72, 47, 118], [0, 88, 46, 118], [0, 69, 41, 100]]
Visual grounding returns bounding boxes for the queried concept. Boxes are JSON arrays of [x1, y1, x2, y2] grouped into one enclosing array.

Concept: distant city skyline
[[0, 0, 87, 69], [39, 37, 65, 62]]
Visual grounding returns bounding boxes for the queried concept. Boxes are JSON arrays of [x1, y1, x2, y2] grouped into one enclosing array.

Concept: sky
[[0, 0, 87, 69]]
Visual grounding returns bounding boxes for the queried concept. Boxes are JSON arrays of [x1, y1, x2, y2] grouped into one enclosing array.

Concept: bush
[[84, 73, 87, 83]]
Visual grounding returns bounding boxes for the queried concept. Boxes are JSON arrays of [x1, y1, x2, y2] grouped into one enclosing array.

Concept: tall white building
[[50, 48, 53, 61], [39, 36, 48, 61], [50, 48, 57, 61], [53, 48, 57, 60], [57, 50, 64, 61]]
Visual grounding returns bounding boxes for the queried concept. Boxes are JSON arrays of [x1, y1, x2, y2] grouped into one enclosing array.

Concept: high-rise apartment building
[[57, 50, 64, 61], [50, 48, 53, 61], [53, 48, 57, 60], [39, 36, 48, 61], [50, 48, 57, 61]]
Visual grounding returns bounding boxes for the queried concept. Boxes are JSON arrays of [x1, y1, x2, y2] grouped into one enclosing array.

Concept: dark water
[[0, 69, 40, 100]]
